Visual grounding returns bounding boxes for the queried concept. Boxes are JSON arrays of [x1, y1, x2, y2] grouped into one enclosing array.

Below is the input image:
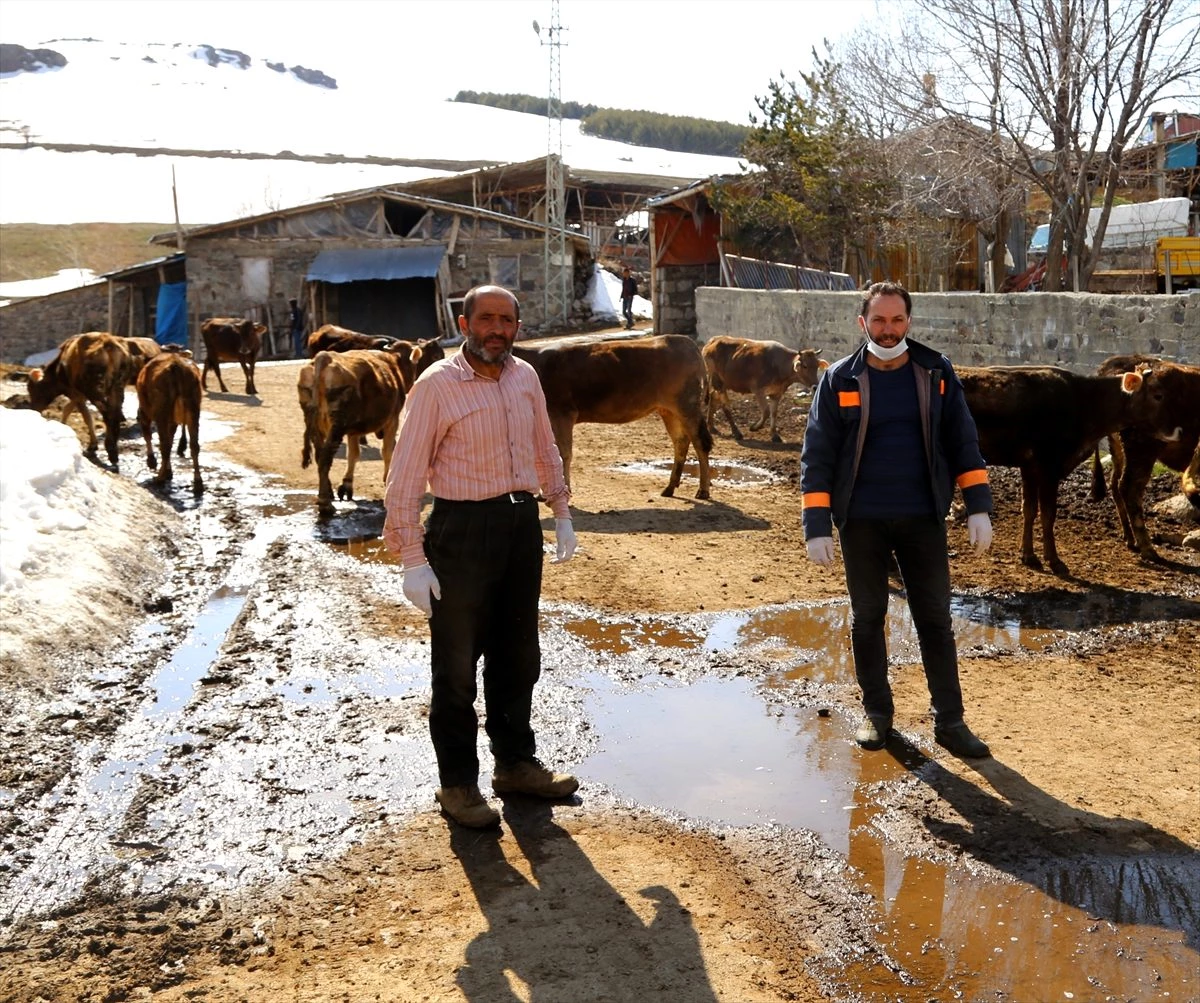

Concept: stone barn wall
[[655, 263, 722, 335], [0, 282, 135, 363], [695, 289, 1199, 372]]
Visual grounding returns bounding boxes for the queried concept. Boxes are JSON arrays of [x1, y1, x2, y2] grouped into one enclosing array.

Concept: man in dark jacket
[[620, 267, 638, 330], [800, 281, 994, 758]]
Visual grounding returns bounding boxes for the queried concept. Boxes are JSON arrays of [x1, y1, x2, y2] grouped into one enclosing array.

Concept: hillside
[[0, 223, 173, 282]]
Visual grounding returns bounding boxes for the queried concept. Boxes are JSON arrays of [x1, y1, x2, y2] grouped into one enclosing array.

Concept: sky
[[0, 0, 888, 126]]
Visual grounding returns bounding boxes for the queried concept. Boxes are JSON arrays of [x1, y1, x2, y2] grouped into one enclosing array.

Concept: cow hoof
[[1020, 554, 1043, 571], [660, 486, 676, 498], [193, 480, 204, 496], [145, 455, 157, 470], [695, 489, 710, 500], [732, 432, 744, 441], [1049, 560, 1070, 577], [317, 500, 335, 517], [337, 484, 354, 501], [770, 434, 783, 444]]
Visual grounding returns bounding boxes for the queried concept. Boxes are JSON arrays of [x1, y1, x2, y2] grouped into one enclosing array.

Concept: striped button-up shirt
[[383, 350, 571, 568]]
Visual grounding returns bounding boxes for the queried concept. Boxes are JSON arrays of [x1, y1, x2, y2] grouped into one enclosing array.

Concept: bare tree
[[840, 0, 1199, 291]]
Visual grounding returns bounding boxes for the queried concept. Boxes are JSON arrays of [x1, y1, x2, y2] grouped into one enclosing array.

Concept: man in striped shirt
[[383, 285, 579, 828], [800, 282, 994, 759]]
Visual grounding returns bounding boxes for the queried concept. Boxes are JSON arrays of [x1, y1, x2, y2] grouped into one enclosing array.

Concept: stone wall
[[0, 282, 135, 363], [695, 288, 1199, 371], [655, 263, 721, 335]]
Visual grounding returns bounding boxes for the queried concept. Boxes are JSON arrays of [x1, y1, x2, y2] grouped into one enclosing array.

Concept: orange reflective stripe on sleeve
[[939, 379, 945, 395], [802, 492, 831, 509], [837, 391, 860, 407], [956, 469, 989, 488]]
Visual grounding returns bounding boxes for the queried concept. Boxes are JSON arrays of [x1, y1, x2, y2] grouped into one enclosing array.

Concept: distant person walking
[[620, 267, 638, 330], [800, 281, 994, 759], [383, 284, 580, 829], [289, 298, 305, 358]]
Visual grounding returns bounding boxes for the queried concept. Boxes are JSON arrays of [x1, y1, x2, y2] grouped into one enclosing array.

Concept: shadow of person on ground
[[449, 798, 718, 1002]]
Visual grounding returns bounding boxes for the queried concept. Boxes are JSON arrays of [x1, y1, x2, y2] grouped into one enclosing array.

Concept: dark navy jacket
[[800, 337, 992, 539]]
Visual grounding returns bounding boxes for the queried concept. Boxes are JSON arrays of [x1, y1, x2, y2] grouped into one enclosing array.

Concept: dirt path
[[1, 347, 1197, 1002]]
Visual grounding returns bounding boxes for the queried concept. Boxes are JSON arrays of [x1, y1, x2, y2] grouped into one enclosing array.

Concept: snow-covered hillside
[[0, 38, 746, 224]]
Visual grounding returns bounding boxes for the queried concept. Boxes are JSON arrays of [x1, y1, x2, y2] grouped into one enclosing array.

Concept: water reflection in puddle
[[145, 587, 247, 717], [610, 458, 778, 486]]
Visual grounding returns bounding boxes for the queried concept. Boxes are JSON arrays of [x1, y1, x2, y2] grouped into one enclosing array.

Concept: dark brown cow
[[1089, 355, 1200, 557], [702, 336, 826, 442], [201, 317, 266, 395], [307, 343, 436, 515], [298, 337, 444, 474], [960, 364, 1173, 575], [306, 323, 397, 357], [512, 334, 713, 499], [26, 332, 134, 466], [136, 352, 203, 494]]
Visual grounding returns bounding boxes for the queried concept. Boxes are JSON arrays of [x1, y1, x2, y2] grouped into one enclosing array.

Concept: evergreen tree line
[[452, 92, 748, 157]]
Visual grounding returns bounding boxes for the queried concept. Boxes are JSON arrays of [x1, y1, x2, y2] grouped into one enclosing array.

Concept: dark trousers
[[838, 516, 965, 728], [621, 297, 634, 328], [424, 494, 544, 787]]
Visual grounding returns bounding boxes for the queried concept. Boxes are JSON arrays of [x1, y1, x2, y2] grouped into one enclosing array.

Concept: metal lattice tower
[[537, 1, 570, 328]]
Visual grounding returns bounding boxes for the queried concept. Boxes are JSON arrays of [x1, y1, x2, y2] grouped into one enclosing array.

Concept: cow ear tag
[[1120, 371, 1144, 393]]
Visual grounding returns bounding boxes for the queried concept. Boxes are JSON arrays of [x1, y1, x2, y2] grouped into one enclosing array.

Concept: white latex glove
[[806, 537, 835, 567], [967, 512, 993, 555], [402, 563, 441, 615], [553, 518, 577, 563]]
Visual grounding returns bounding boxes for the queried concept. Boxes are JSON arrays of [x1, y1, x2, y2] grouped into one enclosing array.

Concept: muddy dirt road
[[1, 347, 1198, 1002]]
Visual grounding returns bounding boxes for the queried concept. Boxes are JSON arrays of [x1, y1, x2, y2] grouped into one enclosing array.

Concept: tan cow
[[702, 336, 826, 443], [305, 323, 398, 357], [512, 334, 713, 499], [1090, 355, 1200, 557], [307, 344, 435, 515], [136, 352, 204, 494], [201, 317, 266, 395], [298, 337, 444, 474], [26, 332, 135, 467]]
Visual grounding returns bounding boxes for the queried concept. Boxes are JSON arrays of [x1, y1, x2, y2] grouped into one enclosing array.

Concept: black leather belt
[[435, 491, 534, 506]]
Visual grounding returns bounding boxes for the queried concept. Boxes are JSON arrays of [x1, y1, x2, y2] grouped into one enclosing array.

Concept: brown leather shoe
[[492, 758, 579, 798], [435, 784, 501, 827], [854, 715, 893, 750]]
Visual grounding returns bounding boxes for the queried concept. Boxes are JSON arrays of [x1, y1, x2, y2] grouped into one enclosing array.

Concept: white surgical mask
[[865, 337, 909, 361]]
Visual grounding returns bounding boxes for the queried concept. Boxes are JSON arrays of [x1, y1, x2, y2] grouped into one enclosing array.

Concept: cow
[[512, 334, 713, 499], [959, 364, 1173, 576], [298, 337, 444, 476], [200, 317, 266, 395], [25, 332, 134, 467], [136, 352, 204, 494], [1089, 355, 1200, 558], [306, 342, 440, 515], [702, 336, 826, 442], [306, 323, 397, 356]]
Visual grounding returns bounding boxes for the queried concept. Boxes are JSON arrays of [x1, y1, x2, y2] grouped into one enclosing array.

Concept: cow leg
[[766, 395, 783, 444], [188, 413, 203, 495], [66, 393, 101, 455], [380, 414, 400, 487], [748, 391, 770, 432], [1038, 477, 1068, 576], [241, 356, 257, 396], [1118, 451, 1158, 557], [206, 360, 229, 394], [138, 403, 157, 472], [709, 389, 742, 440], [1018, 467, 1042, 570], [176, 423, 189, 457], [101, 402, 122, 468], [316, 429, 344, 515], [338, 435, 359, 501], [660, 411, 711, 499], [154, 418, 176, 485]]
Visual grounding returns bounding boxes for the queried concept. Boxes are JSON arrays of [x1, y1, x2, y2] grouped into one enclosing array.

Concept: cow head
[[1120, 368, 1181, 442], [25, 366, 60, 411], [792, 349, 828, 388]]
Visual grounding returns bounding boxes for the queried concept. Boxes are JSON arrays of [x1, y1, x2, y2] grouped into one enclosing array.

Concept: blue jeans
[[621, 297, 634, 328], [838, 516, 964, 728], [424, 494, 544, 787]]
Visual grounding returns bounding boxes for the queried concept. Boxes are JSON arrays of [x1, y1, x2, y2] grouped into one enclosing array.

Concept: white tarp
[[1029, 197, 1190, 253]]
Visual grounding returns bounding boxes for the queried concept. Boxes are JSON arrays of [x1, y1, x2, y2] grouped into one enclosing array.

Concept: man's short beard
[[464, 334, 511, 365]]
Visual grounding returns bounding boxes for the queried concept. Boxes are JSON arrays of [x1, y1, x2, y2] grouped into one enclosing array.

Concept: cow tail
[[313, 350, 335, 444], [1090, 445, 1107, 501], [698, 414, 714, 455]]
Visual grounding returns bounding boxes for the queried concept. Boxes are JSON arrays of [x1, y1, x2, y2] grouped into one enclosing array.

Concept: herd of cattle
[[12, 319, 1200, 577]]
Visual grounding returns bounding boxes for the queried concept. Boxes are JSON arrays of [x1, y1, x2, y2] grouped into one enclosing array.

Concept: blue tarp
[[155, 281, 188, 346], [306, 246, 446, 283]]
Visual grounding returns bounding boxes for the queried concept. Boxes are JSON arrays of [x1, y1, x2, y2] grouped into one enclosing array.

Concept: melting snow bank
[[0, 409, 181, 681]]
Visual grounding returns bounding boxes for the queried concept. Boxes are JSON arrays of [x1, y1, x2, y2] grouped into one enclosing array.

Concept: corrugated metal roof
[[725, 255, 855, 291], [307, 246, 446, 283], [101, 253, 186, 281]]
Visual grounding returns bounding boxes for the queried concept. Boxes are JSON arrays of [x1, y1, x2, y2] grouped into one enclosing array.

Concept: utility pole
[[534, 2, 570, 329]]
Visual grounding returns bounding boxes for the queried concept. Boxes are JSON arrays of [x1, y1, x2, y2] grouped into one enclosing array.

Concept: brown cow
[[512, 334, 713, 499], [136, 352, 204, 494], [306, 323, 397, 357], [702, 336, 826, 442], [960, 364, 1173, 575], [298, 337, 444, 474], [1089, 355, 1200, 557], [307, 344, 435, 515], [201, 317, 265, 395], [26, 332, 134, 466]]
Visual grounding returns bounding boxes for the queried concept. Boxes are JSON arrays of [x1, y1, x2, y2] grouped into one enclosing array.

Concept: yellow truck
[[1157, 236, 1200, 292]]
